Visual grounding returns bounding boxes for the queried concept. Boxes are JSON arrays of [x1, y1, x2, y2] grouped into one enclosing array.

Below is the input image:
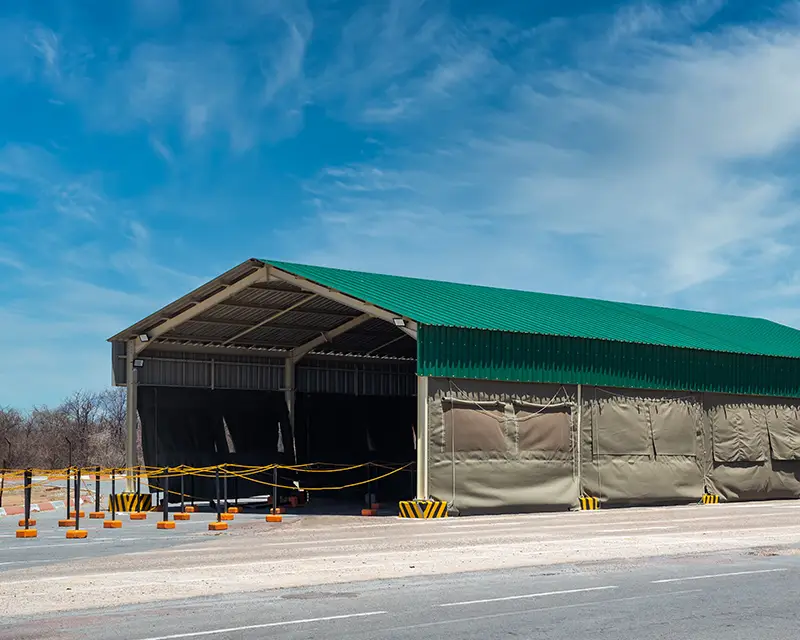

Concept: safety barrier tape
[[225, 463, 412, 491], [0, 461, 411, 481]]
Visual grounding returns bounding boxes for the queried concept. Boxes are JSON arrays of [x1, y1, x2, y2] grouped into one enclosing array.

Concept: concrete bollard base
[[66, 530, 88, 539]]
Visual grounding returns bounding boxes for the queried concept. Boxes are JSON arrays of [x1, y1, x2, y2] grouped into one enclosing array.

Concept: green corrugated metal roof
[[265, 260, 800, 359]]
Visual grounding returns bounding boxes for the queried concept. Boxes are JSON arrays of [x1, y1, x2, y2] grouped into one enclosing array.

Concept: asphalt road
[[5, 500, 800, 638], [2, 547, 799, 639]]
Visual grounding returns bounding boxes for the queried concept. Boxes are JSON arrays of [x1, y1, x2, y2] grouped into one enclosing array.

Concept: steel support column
[[576, 383, 583, 496], [416, 375, 429, 500], [284, 358, 297, 464], [125, 340, 138, 492]]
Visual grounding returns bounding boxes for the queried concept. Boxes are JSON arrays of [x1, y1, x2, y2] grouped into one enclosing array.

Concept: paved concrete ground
[[2, 500, 800, 638]]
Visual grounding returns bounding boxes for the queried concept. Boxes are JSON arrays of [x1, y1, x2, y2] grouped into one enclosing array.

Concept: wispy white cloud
[[148, 135, 174, 164], [0, 143, 204, 405], [1, 3, 313, 152], [318, 0, 506, 125], [5, 0, 800, 407], [0, 144, 104, 222], [0, 250, 24, 271], [609, 0, 724, 42], [298, 1, 800, 319]]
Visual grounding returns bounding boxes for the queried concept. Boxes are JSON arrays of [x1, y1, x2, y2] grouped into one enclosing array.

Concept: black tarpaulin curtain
[[138, 387, 415, 503]]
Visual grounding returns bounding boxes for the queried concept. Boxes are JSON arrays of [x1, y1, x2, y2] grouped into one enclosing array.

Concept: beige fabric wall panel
[[581, 387, 704, 505], [705, 394, 800, 500], [650, 402, 699, 456], [581, 455, 703, 504], [427, 379, 800, 511], [428, 378, 578, 510], [442, 400, 509, 454], [514, 404, 572, 453], [708, 463, 770, 501], [707, 399, 769, 462], [764, 404, 800, 460], [428, 458, 577, 512], [594, 401, 653, 455], [767, 461, 800, 498]]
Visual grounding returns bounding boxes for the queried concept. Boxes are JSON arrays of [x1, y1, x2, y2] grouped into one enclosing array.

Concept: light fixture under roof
[[392, 318, 406, 327], [138, 333, 150, 342], [133, 359, 144, 368]]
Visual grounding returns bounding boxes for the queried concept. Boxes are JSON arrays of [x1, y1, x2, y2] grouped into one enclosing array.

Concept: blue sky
[[2, 0, 800, 408]]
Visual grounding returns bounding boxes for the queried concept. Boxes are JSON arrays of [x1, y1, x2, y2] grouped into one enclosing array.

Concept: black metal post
[[223, 466, 228, 513], [95, 466, 101, 513], [215, 466, 221, 522], [111, 468, 116, 521], [65, 466, 71, 518], [74, 467, 81, 531], [180, 468, 185, 514], [367, 462, 372, 507], [24, 469, 32, 529], [191, 473, 195, 508], [235, 474, 239, 508], [0, 460, 5, 509], [0, 437, 8, 510], [272, 466, 278, 513], [65, 437, 72, 517], [162, 468, 169, 522]]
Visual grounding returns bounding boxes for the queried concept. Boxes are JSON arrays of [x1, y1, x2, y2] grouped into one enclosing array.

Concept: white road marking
[[651, 568, 788, 584], [135, 611, 387, 640], [438, 585, 618, 607], [384, 590, 702, 633], [2, 540, 117, 551], [253, 535, 386, 547], [594, 526, 676, 533]]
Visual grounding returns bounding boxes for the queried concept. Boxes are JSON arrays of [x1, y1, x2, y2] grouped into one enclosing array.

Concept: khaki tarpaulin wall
[[427, 378, 578, 513], [581, 388, 704, 506], [427, 378, 800, 513], [706, 395, 800, 501]]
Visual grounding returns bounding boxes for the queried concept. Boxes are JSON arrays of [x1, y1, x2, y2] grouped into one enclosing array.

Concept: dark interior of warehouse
[[137, 386, 416, 507]]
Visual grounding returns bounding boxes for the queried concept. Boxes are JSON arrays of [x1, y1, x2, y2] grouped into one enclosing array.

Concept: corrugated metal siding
[[116, 350, 414, 395], [297, 359, 415, 396], [418, 326, 800, 398], [111, 341, 126, 385], [213, 360, 284, 391], [136, 355, 214, 388], [267, 260, 800, 358]]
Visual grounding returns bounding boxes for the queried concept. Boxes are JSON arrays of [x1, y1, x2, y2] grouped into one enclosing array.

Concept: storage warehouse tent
[[109, 258, 800, 512]]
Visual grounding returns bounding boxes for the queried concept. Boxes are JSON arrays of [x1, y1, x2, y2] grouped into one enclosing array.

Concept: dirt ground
[[0, 482, 65, 508]]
